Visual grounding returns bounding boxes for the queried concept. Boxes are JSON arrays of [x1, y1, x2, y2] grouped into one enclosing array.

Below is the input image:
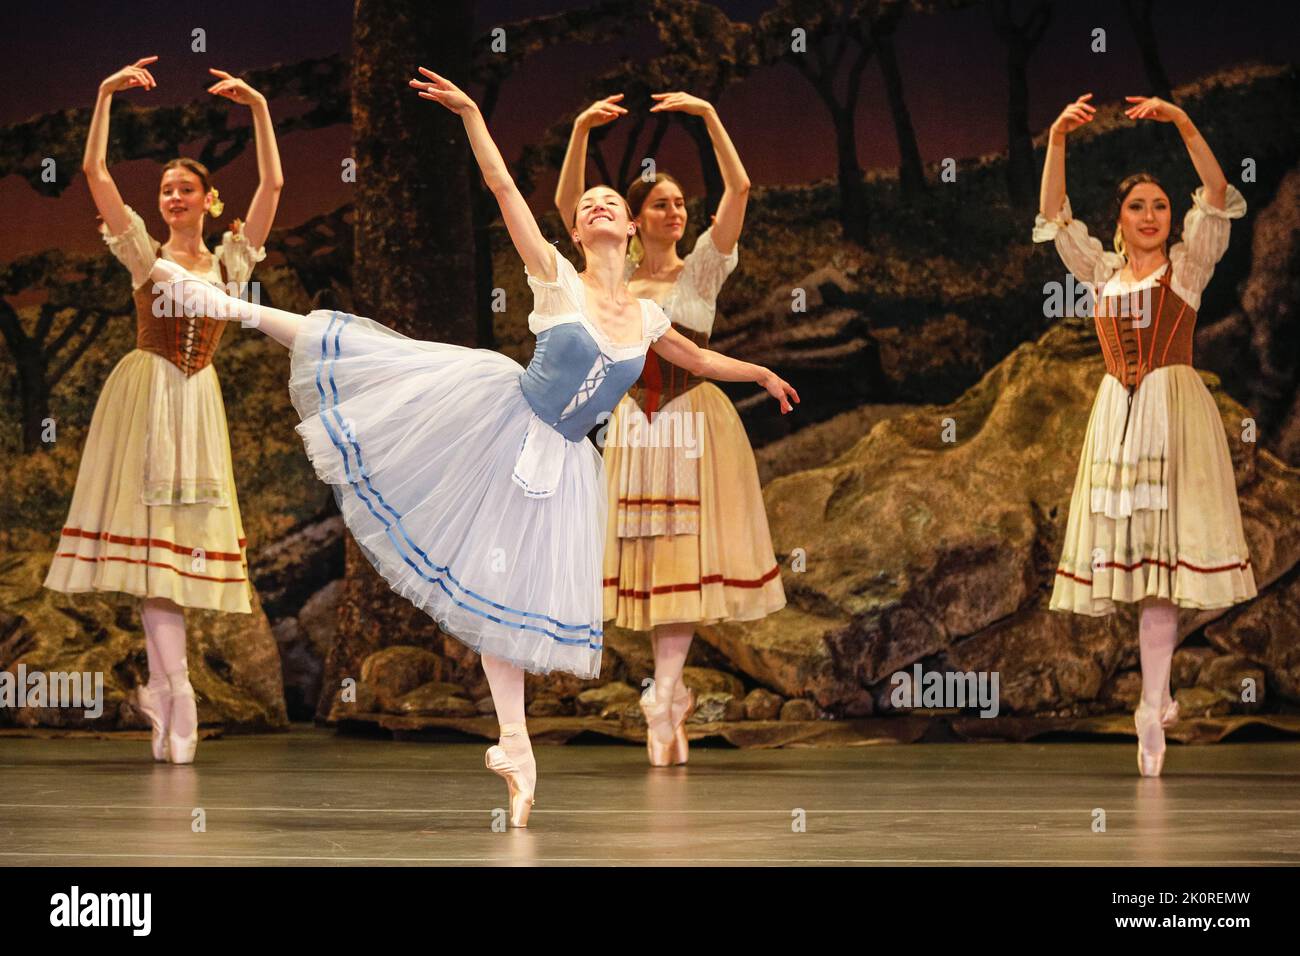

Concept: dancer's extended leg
[[149, 258, 304, 348]]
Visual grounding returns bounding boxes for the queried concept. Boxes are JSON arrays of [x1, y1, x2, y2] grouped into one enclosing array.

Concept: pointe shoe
[[484, 723, 534, 828], [135, 684, 171, 762], [668, 685, 696, 766], [167, 684, 199, 765], [639, 686, 676, 768], [1134, 701, 1166, 778], [148, 258, 245, 322], [1160, 695, 1180, 728]]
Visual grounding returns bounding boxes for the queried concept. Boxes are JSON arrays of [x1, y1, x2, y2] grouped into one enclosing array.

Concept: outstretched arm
[[651, 92, 751, 254], [555, 95, 625, 233], [411, 67, 556, 281], [1125, 96, 1228, 208], [83, 56, 158, 237], [1039, 92, 1094, 221], [207, 69, 284, 248], [651, 327, 798, 414]]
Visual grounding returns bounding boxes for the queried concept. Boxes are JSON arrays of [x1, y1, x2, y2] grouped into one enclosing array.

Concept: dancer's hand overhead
[[100, 56, 158, 94], [1123, 95, 1183, 124], [576, 93, 627, 130], [1049, 92, 1095, 137], [649, 91, 712, 116], [206, 68, 264, 106], [409, 67, 477, 115]]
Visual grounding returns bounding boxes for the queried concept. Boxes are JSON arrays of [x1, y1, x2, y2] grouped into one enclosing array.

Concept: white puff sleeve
[[684, 226, 739, 307], [1032, 195, 1124, 288], [100, 205, 160, 290], [643, 299, 672, 342], [1169, 184, 1246, 305], [525, 248, 583, 334], [215, 224, 267, 285]]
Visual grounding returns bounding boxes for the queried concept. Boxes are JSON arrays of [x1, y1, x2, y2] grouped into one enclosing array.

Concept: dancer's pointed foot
[[135, 682, 171, 762], [148, 258, 247, 322], [1160, 693, 1180, 728], [1135, 701, 1166, 777], [485, 722, 535, 827], [668, 684, 695, 766], [166, 673, 199, 765], [639, 684, 676, 767]]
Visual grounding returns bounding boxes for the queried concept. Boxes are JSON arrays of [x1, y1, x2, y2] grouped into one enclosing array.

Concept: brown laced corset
[[1093, 265, 1196, 392], [627, 323, 708, 416], [132, 258, 231, 377]]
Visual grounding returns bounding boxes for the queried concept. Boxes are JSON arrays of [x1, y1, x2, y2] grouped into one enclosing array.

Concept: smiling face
[[634, 179, 686, 244], [158, 166, 211, 230], [1117, 181, 1171, 256], [573, 186, 635, 253]]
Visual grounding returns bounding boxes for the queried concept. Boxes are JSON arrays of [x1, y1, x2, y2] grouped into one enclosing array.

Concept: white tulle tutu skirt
[[287, 310, 607, 678]]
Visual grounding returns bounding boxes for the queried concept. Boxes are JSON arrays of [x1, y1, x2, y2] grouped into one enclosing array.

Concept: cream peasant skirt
[[1051, 365, 1257, 615], [43, 349, 252, 613], [601, 383, 787, 630]]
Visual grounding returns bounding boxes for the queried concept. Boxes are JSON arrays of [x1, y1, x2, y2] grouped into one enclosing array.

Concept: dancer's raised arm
[[1039, 92, 1094, 222], [649, 92, 751, 255], [83, 56, 158, 237], [1124, 96, 1229, 208], [651, 327, 799, 414], [206, 68, 283, 247], [555, 95, 626, 233], [410, 67, 557, 281]]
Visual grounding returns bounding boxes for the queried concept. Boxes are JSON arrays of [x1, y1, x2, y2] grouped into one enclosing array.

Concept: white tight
[[652, 622, 694, 723], [1137, 597, 1178, 753], [140, 597, 197, 737], [480, 654, 534, 786]]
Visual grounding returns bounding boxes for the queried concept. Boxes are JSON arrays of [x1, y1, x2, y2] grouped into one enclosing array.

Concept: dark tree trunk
[[1005, 48, 1035, 208], [876, 31, 925, 197], [1122, 0, 1174, 102], [317, 0, 478, 722], [16, 342, 50, 453], [833, 104, 869, 244], [988, 0, 1054, 210]]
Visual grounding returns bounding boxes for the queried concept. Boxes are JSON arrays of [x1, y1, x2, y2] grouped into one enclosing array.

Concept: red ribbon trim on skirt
[[603, 564, 781, 598]]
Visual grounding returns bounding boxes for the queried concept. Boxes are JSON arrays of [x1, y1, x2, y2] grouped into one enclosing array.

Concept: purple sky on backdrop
[[0, 0, 1295, 261]]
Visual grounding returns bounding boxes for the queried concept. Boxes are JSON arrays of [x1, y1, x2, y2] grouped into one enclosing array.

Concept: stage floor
[[2, 727, 1297, 866]]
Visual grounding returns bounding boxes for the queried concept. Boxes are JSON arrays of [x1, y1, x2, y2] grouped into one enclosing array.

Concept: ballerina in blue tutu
[[148, 66, 798, 826]]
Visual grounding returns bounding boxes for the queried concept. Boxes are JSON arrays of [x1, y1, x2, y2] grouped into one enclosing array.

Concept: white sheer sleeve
[[525, 248, 583, 334], [1169, 184, 1246, 306], [215, 225, 267, 285], [1032, 195, 1124, 287], [683, 226, 739, 306], [100, 205, 160, 290], [643, 299, 671, 342]]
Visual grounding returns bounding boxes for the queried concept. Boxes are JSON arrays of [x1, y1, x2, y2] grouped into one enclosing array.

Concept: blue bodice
[[518, 321, 647, 441]]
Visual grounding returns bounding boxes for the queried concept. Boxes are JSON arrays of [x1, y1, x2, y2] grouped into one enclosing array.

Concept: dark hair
[[624, 170, 684, 218], [1112, 172, 1180, 250], [161, 157, 213, 192]]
